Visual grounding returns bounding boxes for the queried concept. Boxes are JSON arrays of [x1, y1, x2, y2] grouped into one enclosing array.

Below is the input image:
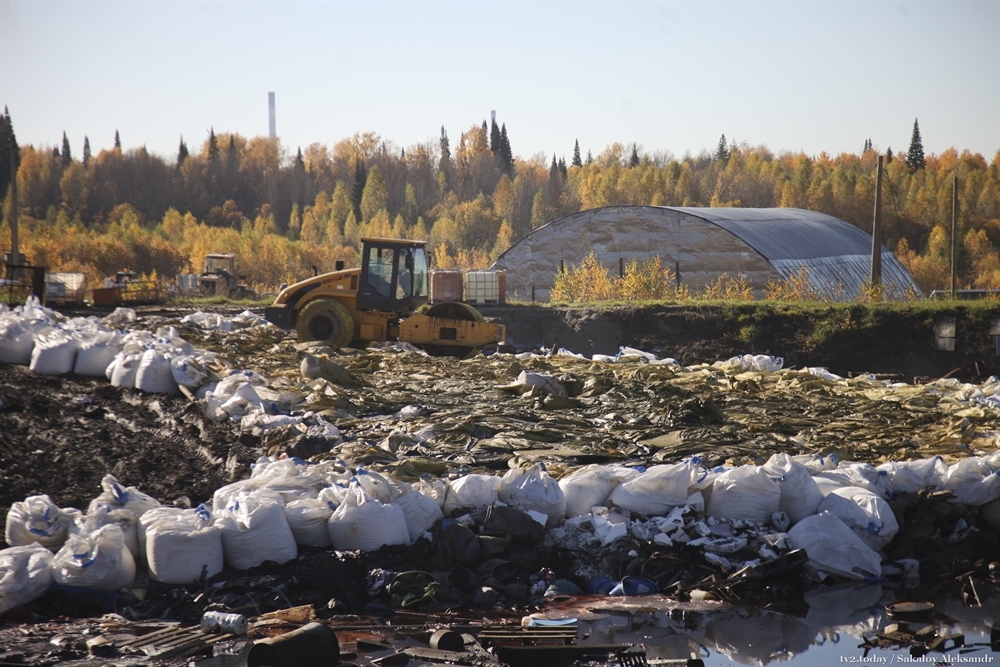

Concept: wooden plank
[[402, 647, 474, 665]]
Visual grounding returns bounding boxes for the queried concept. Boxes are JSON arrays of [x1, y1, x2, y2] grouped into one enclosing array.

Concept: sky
[[1, 1, 998, 166]]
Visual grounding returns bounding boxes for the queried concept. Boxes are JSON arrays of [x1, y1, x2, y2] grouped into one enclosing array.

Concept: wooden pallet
[[477, 625, 578, 647], [114, 624, 238, 659]]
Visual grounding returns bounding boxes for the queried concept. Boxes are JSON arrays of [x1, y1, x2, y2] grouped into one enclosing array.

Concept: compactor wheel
[[420, 301, 485, 359], [296, 298, 355, 348]]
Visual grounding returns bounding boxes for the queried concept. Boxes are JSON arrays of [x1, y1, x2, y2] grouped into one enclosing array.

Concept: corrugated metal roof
[[491, 206, 920, 300], [667, 207, 920, 298], [668, 207, 873, 260]]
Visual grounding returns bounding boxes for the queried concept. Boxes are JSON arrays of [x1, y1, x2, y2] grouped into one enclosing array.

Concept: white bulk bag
[[876, 457, 947, 494], [518, 371, 567, 397], [393, 487, 444, 541], [4, 495, 76, 551], [940, 456, 1000, 506], [560, 464, 637, 518], [109, 351, 142, 388], [498, 464, 566, 528], [790, 453, 838, 473], [0, 317, 37, 364], [763, 453, 823, 525], [170, 354, 210, 389], [135, 348, 179, 394], [814, 463, 893, 499], [73, 506, 143, 559], [707, 465, 782, 524], [74, 331, 123, 377], [328, 482, 409, 551], [86, 475, 161, 557], [29, 330, 78, 375], [788, 511, 882, 580], [608, 462, 698, 517], [443, 474, 501, 517], [354, 468, 400, 504], [144, 507, 223, 584], [138, 507, 183, 561], [216, 494, 297, 570], [818, 487, 898, 551], [415, 475, 448, 509], [53, 524, 136, 591], [0, 543, 54, 613], [212, 478, 268, 512], [284, 498, 333, 548]]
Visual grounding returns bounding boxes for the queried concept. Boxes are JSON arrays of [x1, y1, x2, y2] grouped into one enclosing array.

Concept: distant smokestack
[[268, 92, 276, 138]]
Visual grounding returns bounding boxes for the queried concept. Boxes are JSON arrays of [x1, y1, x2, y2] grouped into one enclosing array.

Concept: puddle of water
[[554, 585, 998, 666]]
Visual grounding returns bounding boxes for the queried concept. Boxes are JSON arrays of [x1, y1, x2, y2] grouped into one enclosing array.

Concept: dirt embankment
[[485, 303, 1000, 381]]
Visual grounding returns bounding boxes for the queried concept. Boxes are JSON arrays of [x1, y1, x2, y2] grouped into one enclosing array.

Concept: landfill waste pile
[[1, 298, 999, 666]]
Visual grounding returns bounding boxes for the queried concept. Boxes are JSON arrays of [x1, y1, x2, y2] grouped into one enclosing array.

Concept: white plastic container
[[464, 271, 500, 304]]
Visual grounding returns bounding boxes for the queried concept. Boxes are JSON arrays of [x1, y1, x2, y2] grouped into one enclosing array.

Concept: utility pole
[[951, 175, 959, 298], [870, 155, 883, 287]]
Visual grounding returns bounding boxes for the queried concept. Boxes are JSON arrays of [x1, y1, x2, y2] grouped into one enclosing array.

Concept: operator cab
[[357, 238, 428, 313]]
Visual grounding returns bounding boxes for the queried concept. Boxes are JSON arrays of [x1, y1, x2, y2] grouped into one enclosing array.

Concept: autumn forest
[[1, 110, 998, 298]]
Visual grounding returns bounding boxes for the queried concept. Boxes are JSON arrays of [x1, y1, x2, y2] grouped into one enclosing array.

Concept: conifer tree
[[294, 147, 305, 171], [499, 124, 513, 176], [886, 147, 893, 164], [177, 136, 188, 167], [114, 130, 121, 150], [490, 118, 502, 155], [905, 118, 926, 172], [82, 136, 91, 167], [439, 126, 450, 165], [61, 131, 71, 167], [558, 157, 567, 178], [208, 128, 219, 161], [629, 144, 640, 167], [715, 134, 730, 163], [572, 139, 582, 167], [585, 150, 593, 165], [351, 159, 367, 222], [0, 108, 18, 199]]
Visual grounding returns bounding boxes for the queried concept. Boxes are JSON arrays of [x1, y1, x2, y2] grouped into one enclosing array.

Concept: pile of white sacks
[[0, 299, 288, 425], [4, 449, 999, 613]]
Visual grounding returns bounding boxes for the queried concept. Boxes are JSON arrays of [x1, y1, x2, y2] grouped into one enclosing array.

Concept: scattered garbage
[[2, 301, 1000, 667], [200, 609, 248, 635]]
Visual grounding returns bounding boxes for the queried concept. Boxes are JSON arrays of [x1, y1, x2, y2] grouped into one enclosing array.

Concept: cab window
[[367, 247, 394, 298]]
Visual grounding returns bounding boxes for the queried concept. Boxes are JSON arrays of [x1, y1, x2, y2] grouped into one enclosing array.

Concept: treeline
[[1, 108, 999, 295]]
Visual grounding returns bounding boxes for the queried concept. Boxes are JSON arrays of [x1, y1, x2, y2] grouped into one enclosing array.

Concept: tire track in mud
[[0, 364, 262, 537]]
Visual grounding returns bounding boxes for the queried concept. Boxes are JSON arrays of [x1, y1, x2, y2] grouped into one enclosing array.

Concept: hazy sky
[[2, 1, 997, 165]]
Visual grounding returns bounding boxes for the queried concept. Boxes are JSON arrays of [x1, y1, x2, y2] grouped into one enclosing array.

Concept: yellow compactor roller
[[264, 238, 505, 358]]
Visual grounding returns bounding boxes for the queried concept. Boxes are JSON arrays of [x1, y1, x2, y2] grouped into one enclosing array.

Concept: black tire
[[295, 298, 355, 348]]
